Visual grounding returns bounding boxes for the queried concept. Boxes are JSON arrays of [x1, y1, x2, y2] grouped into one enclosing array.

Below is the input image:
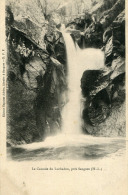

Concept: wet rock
[[81, 70, 103, 98], [54, 41, 66, 65], [31, 56, 67, 140]]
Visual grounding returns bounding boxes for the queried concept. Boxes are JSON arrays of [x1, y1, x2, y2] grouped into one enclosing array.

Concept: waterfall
[[16, 31, 125, 160], [62, 32, 82, 134], [15, 29, 125, 161], [61, 31, 105, 135]]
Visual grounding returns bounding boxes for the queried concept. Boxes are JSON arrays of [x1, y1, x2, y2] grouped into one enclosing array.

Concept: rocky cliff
[[6, 1, 67, 145], [77, 0, 125, 136]]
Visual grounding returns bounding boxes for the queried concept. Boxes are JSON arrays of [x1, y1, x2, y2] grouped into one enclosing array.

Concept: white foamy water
[[8, 135, 126, 161], [14, 135, 124, 150], [62, 32, 82, 134], [62, 32, 104, 135]]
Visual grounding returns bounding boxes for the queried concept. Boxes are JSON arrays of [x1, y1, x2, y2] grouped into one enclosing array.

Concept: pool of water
[[7, 135, 126, 161]]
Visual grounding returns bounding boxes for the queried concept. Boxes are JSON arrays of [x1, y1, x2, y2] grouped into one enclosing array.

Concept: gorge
[[6, 0, 126, 160]]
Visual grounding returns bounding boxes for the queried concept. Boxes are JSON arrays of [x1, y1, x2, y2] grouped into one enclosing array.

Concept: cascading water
[[62, 32, 82, 134], [11, 30, 125, 161], [61, 31, 105, 135]]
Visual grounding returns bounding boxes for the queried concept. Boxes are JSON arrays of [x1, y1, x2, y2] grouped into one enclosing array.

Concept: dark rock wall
[[6, 5, 67, 145], [80, 2, 125, 136]]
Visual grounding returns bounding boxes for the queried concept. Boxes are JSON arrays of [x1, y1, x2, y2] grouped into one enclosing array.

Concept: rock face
[[79, 1, 125, 136], [6, 2, 67, 145]]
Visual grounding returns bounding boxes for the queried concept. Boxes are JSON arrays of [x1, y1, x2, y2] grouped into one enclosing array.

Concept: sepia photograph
[[0, 0, 128, 194], [6, 0, 126, 161]]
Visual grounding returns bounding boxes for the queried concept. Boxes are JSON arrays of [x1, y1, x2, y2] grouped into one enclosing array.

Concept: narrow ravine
[[8, 32, 126, 161]]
